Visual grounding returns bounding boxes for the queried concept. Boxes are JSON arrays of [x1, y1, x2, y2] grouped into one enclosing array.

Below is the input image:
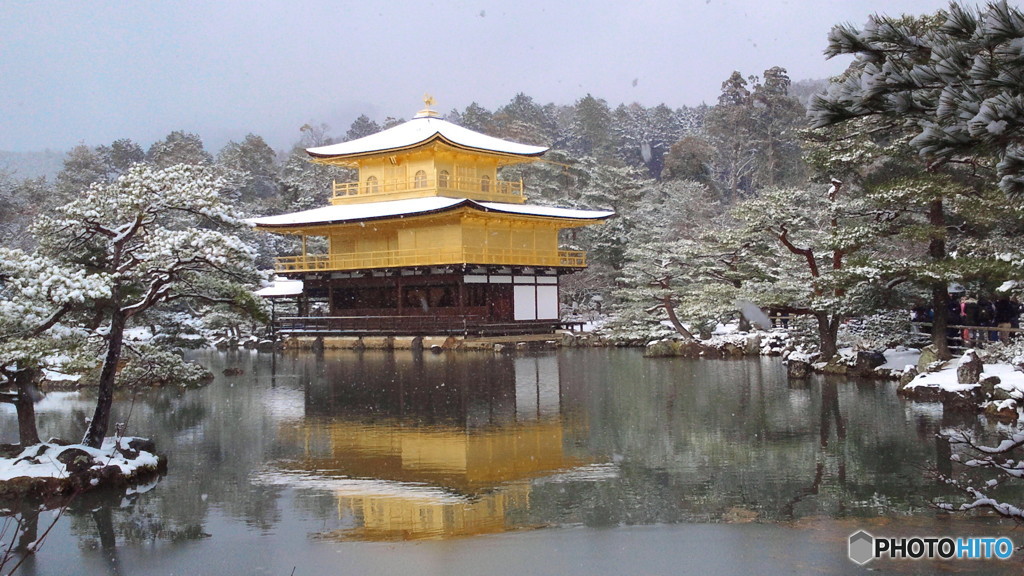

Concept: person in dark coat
[[1011, 296, 1021, 340], [978, 297, 996, 341], [995, 296, 1014, 342]]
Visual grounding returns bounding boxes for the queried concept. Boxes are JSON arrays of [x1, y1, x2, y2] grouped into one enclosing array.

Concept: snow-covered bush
[[979, 339, 1024, 365], [781, 315, 820, 354], [837, 311, 922, 351], [600, 310, 675, 346]]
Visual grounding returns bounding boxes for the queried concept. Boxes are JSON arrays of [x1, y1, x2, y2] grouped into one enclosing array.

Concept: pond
[[2, 348, 1022, 575]]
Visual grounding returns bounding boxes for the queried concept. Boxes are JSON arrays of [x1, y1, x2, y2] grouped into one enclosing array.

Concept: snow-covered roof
[[250, 197, 613, 229], [477, 201, 615, 220], [255, 278, 304, 298], [306, 115, 549, 160], [251, 197, 462, 227]]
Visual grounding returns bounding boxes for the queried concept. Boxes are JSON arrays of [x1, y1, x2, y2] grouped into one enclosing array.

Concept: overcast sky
[[1, 0, 956, 154]]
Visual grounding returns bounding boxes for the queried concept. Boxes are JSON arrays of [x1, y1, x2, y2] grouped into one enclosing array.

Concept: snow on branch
[[935, 426, 1024, 522]]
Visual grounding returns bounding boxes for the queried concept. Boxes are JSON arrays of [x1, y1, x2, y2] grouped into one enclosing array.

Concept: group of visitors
[[948, 293, 1021, 344], [910, 292, 1021, 347]]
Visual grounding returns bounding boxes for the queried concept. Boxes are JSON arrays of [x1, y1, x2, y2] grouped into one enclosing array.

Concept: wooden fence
[[273, 315, 578, 337], [911, 322, 1022, 352]]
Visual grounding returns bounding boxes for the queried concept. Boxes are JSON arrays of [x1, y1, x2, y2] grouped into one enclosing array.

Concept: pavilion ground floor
[[270, 265, 580, 337]]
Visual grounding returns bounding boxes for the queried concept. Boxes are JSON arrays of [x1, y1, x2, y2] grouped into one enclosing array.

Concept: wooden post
[[396, 276, 404, 315]]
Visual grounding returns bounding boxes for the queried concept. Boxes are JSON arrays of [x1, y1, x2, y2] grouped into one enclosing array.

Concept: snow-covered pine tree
[[492, 93, 559, 147], [216, 133, 282, 208], [810, 1, 1024, 198], [30, 163, 263, 448], [344, 115, 381, 142], [611, 103, 685, 180], [0, 248, 110, 445], [809, 2, 1024, 357], [146, 131, 214, 168], [727, 182, 905, 359], [567, 94, 615, 161], [608, 180, 736, 341]]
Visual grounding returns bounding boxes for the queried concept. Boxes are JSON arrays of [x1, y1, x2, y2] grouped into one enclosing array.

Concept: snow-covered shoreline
[[0, 436, 166, 505]]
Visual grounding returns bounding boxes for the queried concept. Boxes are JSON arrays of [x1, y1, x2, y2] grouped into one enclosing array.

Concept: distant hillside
[[0, 149, 66, 181]]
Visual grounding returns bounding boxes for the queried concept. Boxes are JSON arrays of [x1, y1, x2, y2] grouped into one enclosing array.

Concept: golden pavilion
[[252, 98, 613, 336]]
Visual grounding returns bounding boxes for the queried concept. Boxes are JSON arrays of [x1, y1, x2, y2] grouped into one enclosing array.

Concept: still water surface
[[3, 348, 1022, 575]]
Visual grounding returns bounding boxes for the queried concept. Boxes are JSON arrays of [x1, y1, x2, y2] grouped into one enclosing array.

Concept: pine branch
[[776, 223, 820, 278]]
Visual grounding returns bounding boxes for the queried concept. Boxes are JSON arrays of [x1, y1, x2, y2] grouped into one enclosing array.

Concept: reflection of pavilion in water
[[271, 351, 590, 540]]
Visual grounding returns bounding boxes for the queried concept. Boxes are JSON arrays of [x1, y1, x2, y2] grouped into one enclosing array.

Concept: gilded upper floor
[[306, 104, 547, 206]]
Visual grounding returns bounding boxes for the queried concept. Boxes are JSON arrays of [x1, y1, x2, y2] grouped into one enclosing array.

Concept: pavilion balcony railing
[[331, 175, 524, 203], [275, 247, 587, 273]]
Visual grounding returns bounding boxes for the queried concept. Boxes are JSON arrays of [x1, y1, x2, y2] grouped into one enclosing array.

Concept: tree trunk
[[15, 508, 38, 554], [927, 198, 952, 361], [93, 506, 122, 574], [814, 311, 841, 360], [13, 369, 41, 446], [662, 296, 695, 339], [931, 285, 952, 360], [82, 306, 126, 448]]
